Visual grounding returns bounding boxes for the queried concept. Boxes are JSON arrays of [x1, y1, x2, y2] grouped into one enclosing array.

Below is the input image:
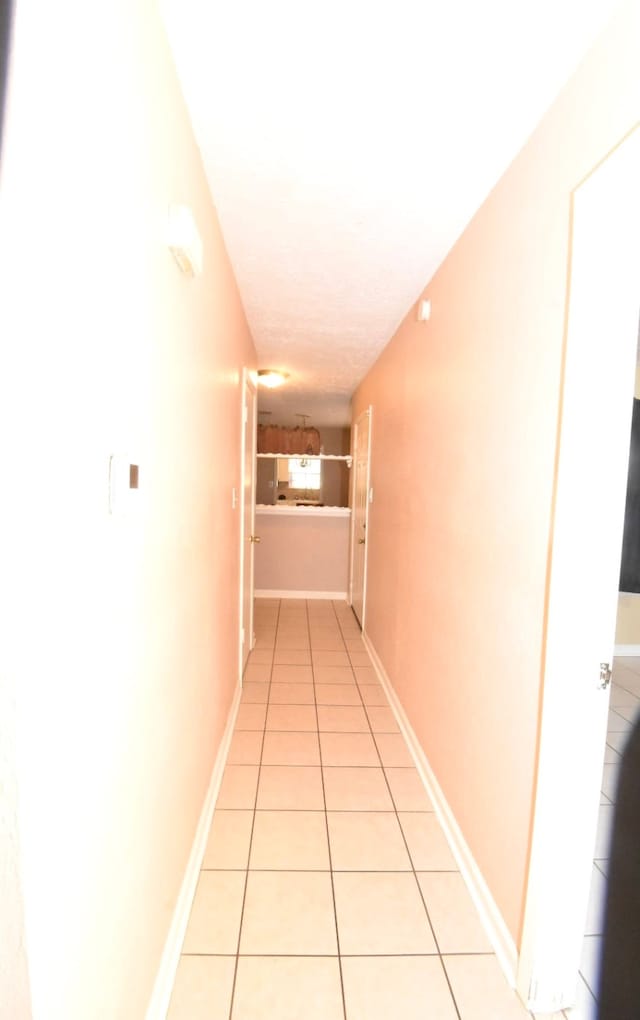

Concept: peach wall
[[0, 1, 255, 1017], [353, 0, 640, 945]]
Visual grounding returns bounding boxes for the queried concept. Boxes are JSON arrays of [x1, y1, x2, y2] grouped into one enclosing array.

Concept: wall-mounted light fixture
[[417, 298, 431, 322], [167, 204, 203, 277], [257, 369, 289, 389]]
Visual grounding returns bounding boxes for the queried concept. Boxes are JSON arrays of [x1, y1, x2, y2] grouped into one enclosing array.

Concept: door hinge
[[598, 662, 612, 690]]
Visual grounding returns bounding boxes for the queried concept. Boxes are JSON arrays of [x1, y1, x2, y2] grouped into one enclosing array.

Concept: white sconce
[[417, 299, 431, 322], [167, 204, 203, 277]]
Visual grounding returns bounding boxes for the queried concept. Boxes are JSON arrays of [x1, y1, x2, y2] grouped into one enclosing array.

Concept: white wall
[[0, 1, 255, 1016]]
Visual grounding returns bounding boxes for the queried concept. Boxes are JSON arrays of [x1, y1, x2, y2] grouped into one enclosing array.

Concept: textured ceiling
[[161, 0, 619, 426]]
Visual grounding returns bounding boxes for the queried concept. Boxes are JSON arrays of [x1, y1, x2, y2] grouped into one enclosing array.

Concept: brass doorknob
[[358, 538, 365, 544], [250, 534, 261, 543]]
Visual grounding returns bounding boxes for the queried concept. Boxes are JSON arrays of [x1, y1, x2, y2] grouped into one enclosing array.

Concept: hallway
[[167, 599, 562, 1020]]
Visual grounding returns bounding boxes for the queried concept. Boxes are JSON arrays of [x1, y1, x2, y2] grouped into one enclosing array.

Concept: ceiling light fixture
[[257, 369, 289, 389]]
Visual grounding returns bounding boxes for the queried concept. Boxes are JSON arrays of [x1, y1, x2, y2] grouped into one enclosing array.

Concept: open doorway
[[517, 127, 640, 1014], [573, 332, 640, 1015]]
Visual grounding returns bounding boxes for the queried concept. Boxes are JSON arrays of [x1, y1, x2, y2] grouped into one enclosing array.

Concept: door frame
[[238, 367, 257, 683], [517, 127, 640, 1012], [349, 405, 372, 627]]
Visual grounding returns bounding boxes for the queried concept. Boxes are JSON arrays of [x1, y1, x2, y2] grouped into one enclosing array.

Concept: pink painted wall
[[0, 1, 255, 1016], [352, 0, 640, 945]]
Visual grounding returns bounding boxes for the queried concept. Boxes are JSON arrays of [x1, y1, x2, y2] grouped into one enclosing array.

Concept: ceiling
[[161, 0, 619, 427]]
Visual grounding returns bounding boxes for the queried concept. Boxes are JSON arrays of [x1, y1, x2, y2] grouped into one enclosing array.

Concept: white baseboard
[[145, 681, 242, 1020], [255, 589, 347, 600], [362, 631, 518, 987], [614, 644, 640, 656]]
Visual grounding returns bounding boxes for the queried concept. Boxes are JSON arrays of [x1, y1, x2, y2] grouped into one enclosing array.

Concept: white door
[[517, 128, 640, 1012], [351, 407, 371, 627], [240, 370, 257, 677]]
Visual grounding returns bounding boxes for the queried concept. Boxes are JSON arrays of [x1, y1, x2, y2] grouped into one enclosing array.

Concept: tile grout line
[[346, 617, 464, 1020], [313, 598, 348, 1020], [226, 598, 281, 1020]]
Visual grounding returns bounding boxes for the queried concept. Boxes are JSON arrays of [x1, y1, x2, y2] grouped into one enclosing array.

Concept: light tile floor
[[168, 599, 587, 1020], [567, 657, 640, 1020]]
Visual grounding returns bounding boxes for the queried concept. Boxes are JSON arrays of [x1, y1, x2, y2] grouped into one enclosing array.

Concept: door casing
[[350, 406, 372, 627], [239, 368, 257, 680], [517, 126, 640, 1013]]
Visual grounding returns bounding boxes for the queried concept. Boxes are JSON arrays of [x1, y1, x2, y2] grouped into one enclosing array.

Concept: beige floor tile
[[341, 955, 458, 1020], [317, 705, 370, 732], [399, 812, 457, 869], [323, 766, 393, 810], [240, 871, 338, 954], [312, 650, 351, 667], [254, 634, 275, 649], [593, 803, 615, 859], [250, 810, 329, 870], [310, 635, 346, 650], [345, 637, 366, 650], [417, 872, 492, 952], [226, 730, 263, 765], [182, 871, 245, 953], [349, 650, 372, 666], [580, 934, 602, 998], [609, 701, 640, 723], [257, 765, 324, 809], [273, 648, 312, 665], [314, 665, 355, 684], [327, 811, 411, 870], [276, 627, 310, 641], [605, 729, 629, 754], [443, 954, 531, 1019], [216, 765, 259, 808], [275, 634, 310, 650], [244, 662, 272, 682], [385, 768, 434, 810], [568, 974, 597, 1020], [584, 863, 607, 936], [266, 704, 318, 731], [353, 666, 379, 684], [309, 629, 344, 644], [248, 648, 274, 664], [601, 762, 619, 803], [365, 706, 399, 732], [316, 683, 362, 705], [334, 872, 436, 954], [271, 664, 314, 683], [359, 685, 389, 707], [320, 731, 380, 766], [202, 810, 253, 869], [269, 682, 315, 704], [261, 731, 320, 766], [607, 708, 632, 732], [232, 956, 343, 1020], [341, 628, 363, 641], [235, 703, 267, 731], [241, 681, 270, 704], [374, 732, 414, 766], [167, 955, 236, 1020]]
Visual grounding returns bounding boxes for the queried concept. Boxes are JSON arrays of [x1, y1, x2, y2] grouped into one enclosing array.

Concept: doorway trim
[[238, 367, 257, 682], [517, 126, 640, 1013], [349, 405, 372, 627]]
